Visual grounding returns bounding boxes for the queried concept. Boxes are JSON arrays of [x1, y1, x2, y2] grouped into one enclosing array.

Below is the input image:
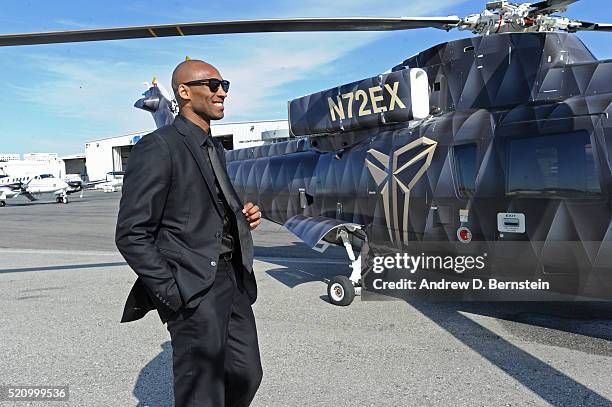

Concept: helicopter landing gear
[[0, 200, 5, 207], [327, 229, 362, 306], [328, 275, 355, 306]]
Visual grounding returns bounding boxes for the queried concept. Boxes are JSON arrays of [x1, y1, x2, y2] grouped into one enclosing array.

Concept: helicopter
[[3, 0, 612, 305]]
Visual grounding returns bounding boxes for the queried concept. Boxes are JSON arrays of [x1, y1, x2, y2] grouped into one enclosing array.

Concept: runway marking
[[0, 248, 120, 256], [0, 250, 347, 264], [0, 261, 127, 274], [256, 257, 346, 265]]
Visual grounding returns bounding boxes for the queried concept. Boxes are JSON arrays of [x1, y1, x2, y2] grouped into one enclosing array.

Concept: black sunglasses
[[183, 78, 230, 93]]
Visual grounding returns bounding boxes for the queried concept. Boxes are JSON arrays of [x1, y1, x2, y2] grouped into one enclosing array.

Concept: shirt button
[[211, 261, 217, 267]]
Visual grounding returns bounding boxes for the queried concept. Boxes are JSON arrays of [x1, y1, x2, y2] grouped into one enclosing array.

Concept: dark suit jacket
[[116, 115, 256, 323]]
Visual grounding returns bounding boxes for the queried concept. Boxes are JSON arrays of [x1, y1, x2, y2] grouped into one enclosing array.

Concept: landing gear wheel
[[61, 196, 68, 204], [327, 275, 355, 306], [0, 201, 5, 207]]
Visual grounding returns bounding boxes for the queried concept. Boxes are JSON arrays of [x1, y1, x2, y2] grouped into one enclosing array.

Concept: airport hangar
[[84, 119, 290, 182], [1, 153, 67, 179]]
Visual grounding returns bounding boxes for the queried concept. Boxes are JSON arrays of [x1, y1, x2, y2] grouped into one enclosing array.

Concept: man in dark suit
[[116, 59, 263, 407]]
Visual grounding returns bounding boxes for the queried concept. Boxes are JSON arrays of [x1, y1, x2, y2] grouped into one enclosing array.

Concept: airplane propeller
[[0, 1, 609, 47], [7, 181, 24, 193], [9, 180, 37, 201], [65, 180, 85, 198]]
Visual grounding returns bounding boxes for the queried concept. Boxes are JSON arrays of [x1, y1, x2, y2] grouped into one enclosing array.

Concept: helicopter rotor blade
[[528, 0, 579, 15], [0, 17, 461, 47], [573, 21, 612, 32]]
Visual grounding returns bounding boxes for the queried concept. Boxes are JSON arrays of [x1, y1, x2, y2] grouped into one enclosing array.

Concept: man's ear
[[177, 84, 191, 102]]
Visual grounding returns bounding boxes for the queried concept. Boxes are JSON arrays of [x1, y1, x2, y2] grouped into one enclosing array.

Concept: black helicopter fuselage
[[225, 32, 612, 298]]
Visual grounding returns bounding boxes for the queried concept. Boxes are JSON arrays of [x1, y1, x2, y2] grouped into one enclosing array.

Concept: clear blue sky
[[0, 0, 610, 155]]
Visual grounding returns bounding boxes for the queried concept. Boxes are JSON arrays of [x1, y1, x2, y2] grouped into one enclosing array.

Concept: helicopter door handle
[[299, 188, 307, 209]]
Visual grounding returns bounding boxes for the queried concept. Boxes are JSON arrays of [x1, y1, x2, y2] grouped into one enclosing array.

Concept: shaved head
[[171, 59, 220, 95], [171, 59, 227, 132]]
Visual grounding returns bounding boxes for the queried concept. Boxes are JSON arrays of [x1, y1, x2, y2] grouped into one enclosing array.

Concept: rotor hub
[[458, 1, 585, 35]]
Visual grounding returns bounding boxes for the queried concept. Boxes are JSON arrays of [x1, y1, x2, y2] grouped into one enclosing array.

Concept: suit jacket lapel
[[173, 117, 223, 216]]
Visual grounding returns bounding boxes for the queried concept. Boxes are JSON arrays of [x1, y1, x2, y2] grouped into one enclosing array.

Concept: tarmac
[[0, 191, 611, 406]]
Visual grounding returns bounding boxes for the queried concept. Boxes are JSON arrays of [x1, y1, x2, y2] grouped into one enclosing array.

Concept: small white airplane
[[0, 173, 82, 206]]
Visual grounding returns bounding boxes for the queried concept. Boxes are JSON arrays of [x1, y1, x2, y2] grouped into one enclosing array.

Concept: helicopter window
[[453, 143, 477, 198], [507, 132, 601, 198], [586, 62, 612, 95], [431, 73, 450, 112]]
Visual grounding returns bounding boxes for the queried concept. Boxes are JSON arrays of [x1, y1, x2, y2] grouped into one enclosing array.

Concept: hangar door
[[215, 134, 234, 150], [112, 145, 133, 172], [64, 158, 86, 178]]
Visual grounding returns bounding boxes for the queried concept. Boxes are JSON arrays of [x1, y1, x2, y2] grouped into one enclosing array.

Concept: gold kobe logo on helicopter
[[327, 81, 406, 121], [366, 136, 437, 243]]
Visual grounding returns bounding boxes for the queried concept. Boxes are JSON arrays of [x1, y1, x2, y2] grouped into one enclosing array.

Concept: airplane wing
[[81, 179, 109, 188], [0, 184, 34, 201]]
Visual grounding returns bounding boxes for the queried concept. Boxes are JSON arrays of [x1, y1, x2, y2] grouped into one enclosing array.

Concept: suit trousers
[[166, 257, 263, 407]]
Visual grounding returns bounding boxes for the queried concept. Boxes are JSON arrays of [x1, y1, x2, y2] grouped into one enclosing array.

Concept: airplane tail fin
[[134, 78, 178, 128]]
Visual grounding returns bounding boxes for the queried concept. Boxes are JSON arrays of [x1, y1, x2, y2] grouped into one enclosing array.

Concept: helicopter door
[[492, 126, 606, 291]]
